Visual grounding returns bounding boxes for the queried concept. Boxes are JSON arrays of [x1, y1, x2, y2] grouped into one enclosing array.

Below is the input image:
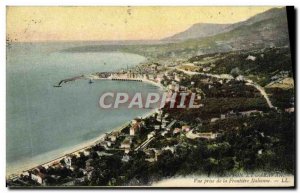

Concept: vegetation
[[188, 48, 293, 86]]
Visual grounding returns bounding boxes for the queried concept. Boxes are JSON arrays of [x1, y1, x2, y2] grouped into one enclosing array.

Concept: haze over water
[[6, 42, 160, 175]]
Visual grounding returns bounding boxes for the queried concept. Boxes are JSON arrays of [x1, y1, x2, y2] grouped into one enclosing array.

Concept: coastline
[[7, 77, 163, 179], [7, 133, 105, 178]]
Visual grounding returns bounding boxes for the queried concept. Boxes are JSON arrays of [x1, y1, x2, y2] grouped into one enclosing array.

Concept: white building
[[162, 146, 175, 153], [240, 110, 263, 117], [130, 123, 141, 136], [108, 133, 118, 142], [161, 131, 168, 136], [246, 55, 256, 61], [211, 118, 220, 123], [120, 138, 131, 149], [285, 107, 294, 113], [198, 132, 219, 140], [203, 67, 211, 72], [64, 155, 73, 167], [31, 171, 46, 185], [121, 155, 130, 162], [236, 75, 245, 81], [83, 150, 90, 156], [147, 131, 155, 139]]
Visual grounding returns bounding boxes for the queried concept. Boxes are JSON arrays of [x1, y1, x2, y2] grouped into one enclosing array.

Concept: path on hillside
[[176, 68, 276, 109]]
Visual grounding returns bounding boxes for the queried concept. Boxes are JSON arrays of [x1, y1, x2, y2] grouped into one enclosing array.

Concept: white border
[[0, 1, 298, 193]]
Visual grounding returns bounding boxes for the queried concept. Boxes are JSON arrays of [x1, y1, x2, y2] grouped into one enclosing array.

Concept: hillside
[[163, 23, 233, 41], [62, 7, 290, 60], [162, 7, 288, 41]]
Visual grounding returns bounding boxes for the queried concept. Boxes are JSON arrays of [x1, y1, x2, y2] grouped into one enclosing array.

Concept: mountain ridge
[[162, 7, 287, 41]]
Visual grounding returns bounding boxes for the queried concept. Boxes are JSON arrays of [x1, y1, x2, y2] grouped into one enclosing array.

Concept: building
[[148, 74, 155, 80], [131, 117, 142, 125], [175, 74, 181, 82], [145, 149, 162, 162], [211, 117, 220, 123], [165, 120, 176, 131], [108, 132, 118, 142], [285, 107, 294, 113], [154, 125, 160, 130], [64, 154, 73, 168], [162, 146, 175, 153], [147, 131, 155, 139], [203, 67, 211, 72], [31, 170, 46, 185], [246, 55, 256, 61], [240, 110, 263, 117], [179, 86, 188, 92], [161, 131, 168, 136], [121, 154, 130, 162], [120, 137, 131, 149], [106, 140, 112, 147], [96, 151, 113, 157], [236, 75, 245, 81], [144, 149, 158, 162], [173, 128, 181, 134], [182, 125, 190, 132], [220, 114, 226, 119], [198, 132, 219, 140], [130, 123, 141, 136], [83, 150, 90, 156], [168, 84, 175, 91], [174, 84, 180, 92], [124, 148, 130, 154], [162, 118, 169, 124], [156, 114, 162, 122], [22, 171, 30, 177]]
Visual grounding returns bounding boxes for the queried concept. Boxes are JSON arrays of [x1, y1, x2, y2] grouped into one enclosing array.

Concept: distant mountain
[[63, 7, 290, 60], [163, 23, 233, 41], [163, 7, 288, 42], [153, 7, 290, 58], [236, 7, 287, 26]]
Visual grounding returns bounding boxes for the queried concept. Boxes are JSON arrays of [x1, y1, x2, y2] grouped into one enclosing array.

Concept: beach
[[7, 76, 163, 179], [7, 43, 162, 179]]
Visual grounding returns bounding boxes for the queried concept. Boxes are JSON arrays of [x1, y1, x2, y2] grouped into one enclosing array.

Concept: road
[[245, 81, 275, 109], [176, 68, 276, 109], [135, 137, 155, 151]]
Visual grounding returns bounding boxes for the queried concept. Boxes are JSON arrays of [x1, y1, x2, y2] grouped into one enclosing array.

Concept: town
[[7, 47, 295, 187]]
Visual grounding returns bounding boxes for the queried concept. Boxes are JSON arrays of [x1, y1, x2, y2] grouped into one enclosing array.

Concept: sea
[[6, 42, 161, 175]]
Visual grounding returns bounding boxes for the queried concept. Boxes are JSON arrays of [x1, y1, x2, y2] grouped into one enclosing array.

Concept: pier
[[111, 78, 142, 82]]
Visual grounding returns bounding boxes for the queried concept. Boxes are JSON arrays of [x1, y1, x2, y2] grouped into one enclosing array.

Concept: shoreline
[[7, 78, 163, 179], [7, 116, 144, 178], [7, 51, 166, 179], [6, 133, 105, 178]]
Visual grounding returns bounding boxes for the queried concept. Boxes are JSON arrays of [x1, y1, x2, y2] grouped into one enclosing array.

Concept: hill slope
[[62, 7, 290, 60], [163, 7, 288, 42], [163, 23, 233, 41]]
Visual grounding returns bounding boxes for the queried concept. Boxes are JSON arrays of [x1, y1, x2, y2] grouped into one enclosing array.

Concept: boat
[[89, 79, 94, 84]]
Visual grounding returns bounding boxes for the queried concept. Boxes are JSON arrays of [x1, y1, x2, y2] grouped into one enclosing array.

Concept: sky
[[7, 6, 276, 42]]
